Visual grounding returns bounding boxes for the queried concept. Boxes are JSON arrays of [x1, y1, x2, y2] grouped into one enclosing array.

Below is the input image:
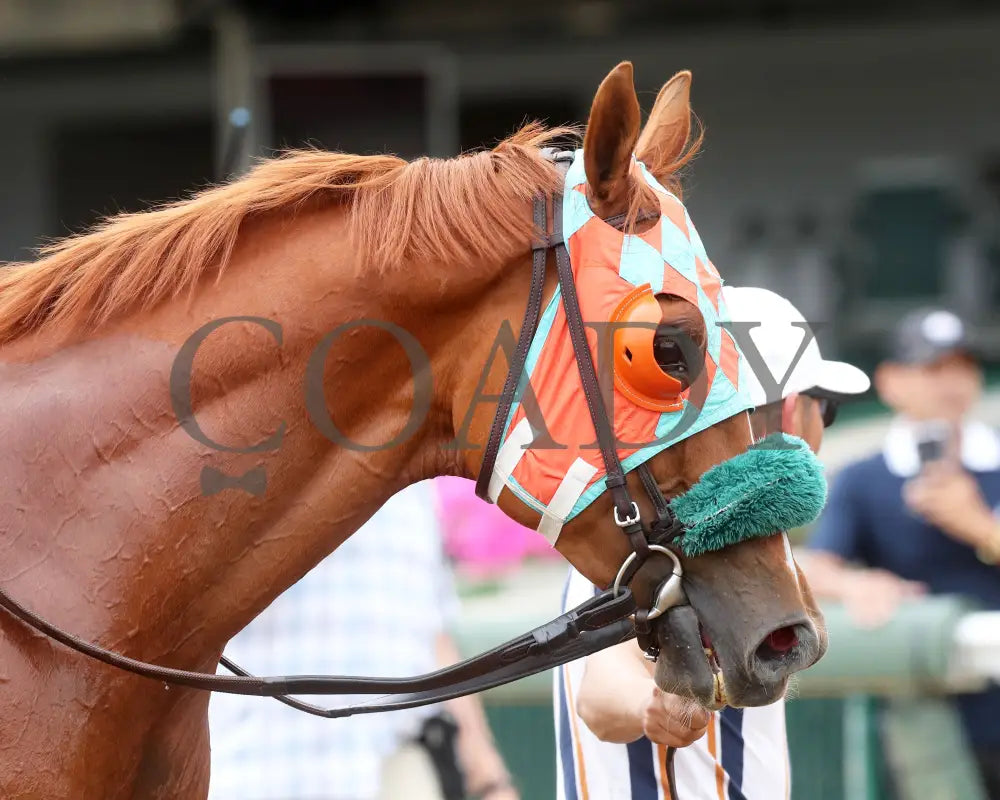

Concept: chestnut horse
[[0, 63, 825, 798]]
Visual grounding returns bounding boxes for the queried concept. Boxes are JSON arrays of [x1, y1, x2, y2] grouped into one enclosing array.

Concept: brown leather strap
[[475, 161, 658, 503], [637, 463, 670, 523], [0, 578, 635, 717], [550, 191, 647, 555], [474, 193, 550, 501]]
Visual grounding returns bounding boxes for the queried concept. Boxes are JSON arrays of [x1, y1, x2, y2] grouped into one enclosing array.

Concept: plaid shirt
[[209, 480, 460, 800]]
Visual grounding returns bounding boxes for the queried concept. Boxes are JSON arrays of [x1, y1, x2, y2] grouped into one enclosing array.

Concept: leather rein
[[0, 150, 691, 720]]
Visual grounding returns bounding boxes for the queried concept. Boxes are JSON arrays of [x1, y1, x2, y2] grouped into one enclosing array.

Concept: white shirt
[[882, 418, 1000, 478], [209, 480, 459, 800], [555, 567, 790, 800]]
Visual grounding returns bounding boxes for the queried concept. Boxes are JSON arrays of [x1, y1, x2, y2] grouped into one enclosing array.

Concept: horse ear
[[635, 70, 693, 184], [583, 62, 641, 210]]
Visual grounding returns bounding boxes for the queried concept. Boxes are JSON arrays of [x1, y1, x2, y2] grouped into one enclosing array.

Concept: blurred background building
[[3, 2, 999, 798], [2, 0, 999, 374]]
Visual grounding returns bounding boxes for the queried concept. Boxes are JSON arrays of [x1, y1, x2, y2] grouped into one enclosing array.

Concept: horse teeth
[[713, 672, 728, 707]]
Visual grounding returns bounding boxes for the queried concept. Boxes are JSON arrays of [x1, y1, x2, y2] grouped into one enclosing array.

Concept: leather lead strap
[[667, 747, 678, 800], [0, 575, 635, 716]]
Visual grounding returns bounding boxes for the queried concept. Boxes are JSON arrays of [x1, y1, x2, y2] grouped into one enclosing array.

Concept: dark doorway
[[267, 73, 429, 159], [51, 116, 214, 237], [459, 95, 581, 152]]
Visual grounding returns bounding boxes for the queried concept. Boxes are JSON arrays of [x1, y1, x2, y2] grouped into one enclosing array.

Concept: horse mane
[[0, 121, 696, 345]]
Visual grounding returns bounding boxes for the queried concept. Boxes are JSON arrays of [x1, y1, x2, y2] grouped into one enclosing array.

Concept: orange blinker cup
[[610, 284, 686, 413]]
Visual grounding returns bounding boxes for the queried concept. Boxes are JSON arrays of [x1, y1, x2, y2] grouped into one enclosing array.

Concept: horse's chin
[[651, 606, 790, 710], [651, 605, 717, 708]]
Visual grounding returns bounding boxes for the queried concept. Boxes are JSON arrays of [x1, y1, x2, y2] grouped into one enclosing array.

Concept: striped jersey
[[555, 568, 791, 800]]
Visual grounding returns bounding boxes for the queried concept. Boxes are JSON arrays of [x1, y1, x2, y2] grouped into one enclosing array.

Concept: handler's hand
[[639, 687, 710, 747], [904, 463, 996, 548]]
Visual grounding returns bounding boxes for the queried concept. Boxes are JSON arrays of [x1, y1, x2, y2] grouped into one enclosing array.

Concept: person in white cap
[[801, 307, 1000, 798], [554, 286, 870, 800], [721, 285, 870, 446]]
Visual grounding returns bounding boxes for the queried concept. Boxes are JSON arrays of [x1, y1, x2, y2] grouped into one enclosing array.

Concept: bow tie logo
[[200, 466, 267, 497]]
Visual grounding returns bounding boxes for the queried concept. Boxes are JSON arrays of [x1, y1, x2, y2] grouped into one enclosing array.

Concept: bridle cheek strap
[[474, 157, 688, 655], [473, 194, 549, 506]]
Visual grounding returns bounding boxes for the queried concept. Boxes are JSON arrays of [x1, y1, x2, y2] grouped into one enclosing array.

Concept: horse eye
[[653, 336, 688, 379]]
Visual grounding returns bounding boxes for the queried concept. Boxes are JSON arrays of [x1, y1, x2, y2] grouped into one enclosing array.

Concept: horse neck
[[0, 201, 527, 675]]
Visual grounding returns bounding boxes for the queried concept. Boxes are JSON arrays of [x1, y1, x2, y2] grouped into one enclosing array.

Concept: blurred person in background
[[555, 286, 869, 800], [435, 475, 561, 581], [800, 307, 1000, 797], [209, 480, 518, 800]]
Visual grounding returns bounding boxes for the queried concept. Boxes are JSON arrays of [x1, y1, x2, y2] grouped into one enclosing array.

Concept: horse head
[[463, 63, 827, 709]]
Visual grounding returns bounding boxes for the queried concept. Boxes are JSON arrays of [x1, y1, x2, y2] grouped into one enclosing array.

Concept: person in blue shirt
[[802, 307, 1000, 798]]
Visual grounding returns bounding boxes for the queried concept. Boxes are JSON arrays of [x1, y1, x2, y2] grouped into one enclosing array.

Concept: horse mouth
[[699, 622, 728, 709]]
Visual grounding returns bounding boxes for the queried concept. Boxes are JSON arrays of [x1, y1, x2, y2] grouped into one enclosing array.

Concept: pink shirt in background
[[433, 477, 560, 577]]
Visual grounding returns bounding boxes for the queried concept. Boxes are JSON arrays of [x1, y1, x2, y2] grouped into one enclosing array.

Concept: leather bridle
[[0, 150, 692, 723], [474, 149, 691, 653]]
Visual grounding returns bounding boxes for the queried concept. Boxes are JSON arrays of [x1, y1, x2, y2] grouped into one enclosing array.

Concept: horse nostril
[[733, 623, 823, 702], [755, 624, 802, 663], [766, 626, 798, 653]]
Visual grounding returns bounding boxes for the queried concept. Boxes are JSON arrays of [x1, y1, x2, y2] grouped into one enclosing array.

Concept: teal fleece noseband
[[670, 433, 827, 557]]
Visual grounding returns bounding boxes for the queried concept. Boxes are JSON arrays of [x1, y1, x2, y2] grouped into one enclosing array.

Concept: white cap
[[721, 286, 871, 407]]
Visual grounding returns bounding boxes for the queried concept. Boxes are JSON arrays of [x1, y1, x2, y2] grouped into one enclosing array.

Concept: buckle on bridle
[[613, 501, 641, 527]]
